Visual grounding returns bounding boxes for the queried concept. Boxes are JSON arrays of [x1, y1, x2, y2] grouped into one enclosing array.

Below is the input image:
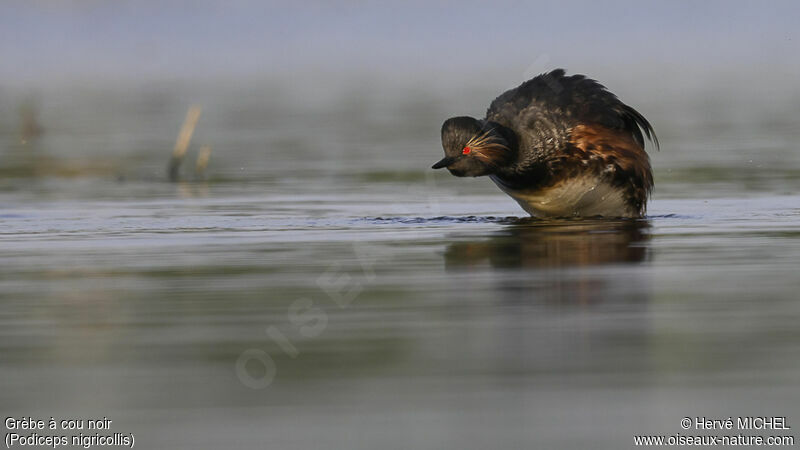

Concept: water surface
[[1, 81, 799, 448]]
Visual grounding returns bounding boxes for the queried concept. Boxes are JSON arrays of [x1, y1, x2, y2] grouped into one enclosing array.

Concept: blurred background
[[1, 1, 799, 449], [1, 0, 799, 195]]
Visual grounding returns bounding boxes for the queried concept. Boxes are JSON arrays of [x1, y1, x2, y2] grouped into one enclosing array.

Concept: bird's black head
[[432, 116, 513, 177]]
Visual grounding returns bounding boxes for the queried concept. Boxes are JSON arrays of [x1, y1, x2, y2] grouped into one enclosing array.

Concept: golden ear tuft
[[465, 129, 510, 167]]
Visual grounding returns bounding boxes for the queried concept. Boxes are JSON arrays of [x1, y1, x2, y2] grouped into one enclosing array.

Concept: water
[[1, 79, 799, 449]]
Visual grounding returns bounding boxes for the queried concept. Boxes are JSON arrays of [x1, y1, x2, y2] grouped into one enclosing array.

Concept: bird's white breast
[[490, 175, 636, 218]]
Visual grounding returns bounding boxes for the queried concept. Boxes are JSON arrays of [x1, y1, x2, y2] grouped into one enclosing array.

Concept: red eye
[[462, 146, 471, 154]]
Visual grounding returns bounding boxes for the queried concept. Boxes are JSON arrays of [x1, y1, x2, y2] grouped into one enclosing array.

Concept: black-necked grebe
[[432, 69, 658, 218]]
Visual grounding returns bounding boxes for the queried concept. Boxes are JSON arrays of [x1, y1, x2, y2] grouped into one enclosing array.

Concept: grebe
[[432, 69, 658, 218]]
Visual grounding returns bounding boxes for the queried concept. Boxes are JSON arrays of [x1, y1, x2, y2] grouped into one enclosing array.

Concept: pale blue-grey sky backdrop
[[2, 0, 798, 88]]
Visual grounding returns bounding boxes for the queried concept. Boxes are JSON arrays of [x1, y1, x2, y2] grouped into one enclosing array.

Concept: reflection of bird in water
[[432, 69, 658, 218], [446, 219, 649, 269], [444, 219, 651, 304]]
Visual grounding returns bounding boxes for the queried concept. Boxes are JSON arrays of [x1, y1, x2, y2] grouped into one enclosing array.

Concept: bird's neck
[[492, 160, 551, 190], [479, 122, 520, 170], [488, 123, 567, 189], [490, 140, 555, 190]]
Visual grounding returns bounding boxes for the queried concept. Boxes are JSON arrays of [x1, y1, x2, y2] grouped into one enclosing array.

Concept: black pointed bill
[[431, 156, 456, 169]]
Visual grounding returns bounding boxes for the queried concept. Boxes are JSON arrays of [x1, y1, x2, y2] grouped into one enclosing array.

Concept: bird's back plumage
[[486, 69, 657, 152]]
